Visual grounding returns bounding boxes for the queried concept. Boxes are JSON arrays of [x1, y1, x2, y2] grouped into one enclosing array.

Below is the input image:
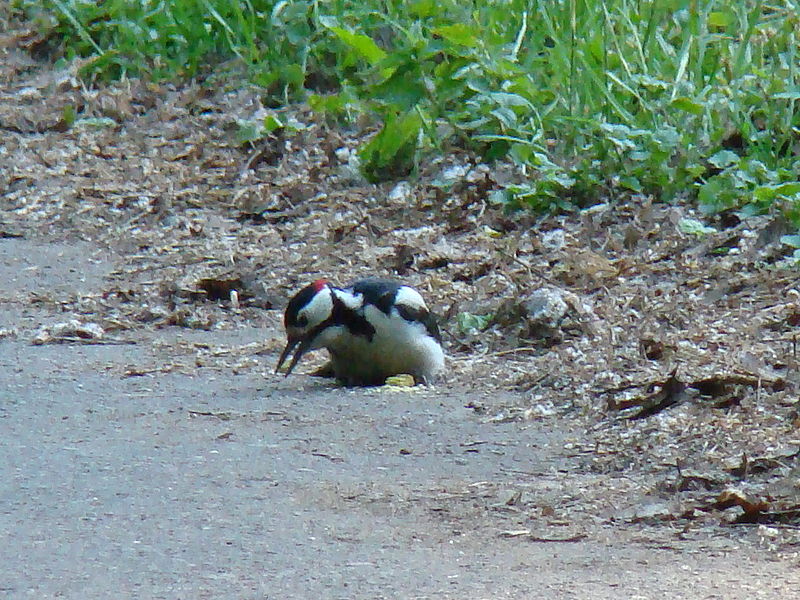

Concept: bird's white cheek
[[303, 290, 334, 327]]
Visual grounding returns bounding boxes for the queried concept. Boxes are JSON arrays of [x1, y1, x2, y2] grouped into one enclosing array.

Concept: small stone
[[523, 288, 569, 330], [388, 181, 412, 204], [541, 229, 566, 252]]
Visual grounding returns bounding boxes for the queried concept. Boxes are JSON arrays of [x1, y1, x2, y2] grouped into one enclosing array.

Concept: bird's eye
[[297, 315, 308, 327]]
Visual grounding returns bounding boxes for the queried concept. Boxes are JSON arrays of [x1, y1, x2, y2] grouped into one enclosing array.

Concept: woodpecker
[[275, 278, 445, 386]]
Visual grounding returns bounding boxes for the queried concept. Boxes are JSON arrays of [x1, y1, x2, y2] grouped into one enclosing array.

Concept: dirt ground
[[3, 29, 800, 599]]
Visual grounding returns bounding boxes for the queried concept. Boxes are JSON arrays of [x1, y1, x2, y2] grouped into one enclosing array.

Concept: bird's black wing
[[350, 278, 441, 341], [329, 293, 376, 342], [395, 303, 442, 342], [349, 278, 402, 315]]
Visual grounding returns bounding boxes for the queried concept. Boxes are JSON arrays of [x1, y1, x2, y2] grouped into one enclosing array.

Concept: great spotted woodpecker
[[276, 278, 445, 386]]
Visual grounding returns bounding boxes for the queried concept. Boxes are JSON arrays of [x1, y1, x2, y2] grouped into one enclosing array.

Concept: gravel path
[[2, 237, 800, 599]]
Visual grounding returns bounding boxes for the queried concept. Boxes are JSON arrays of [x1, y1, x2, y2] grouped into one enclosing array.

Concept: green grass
[[14, 0, 800, 219]]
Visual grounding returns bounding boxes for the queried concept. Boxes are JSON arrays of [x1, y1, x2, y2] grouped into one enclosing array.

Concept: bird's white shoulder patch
[[333, 288, 363, 310], [395, 286, 427, 311]]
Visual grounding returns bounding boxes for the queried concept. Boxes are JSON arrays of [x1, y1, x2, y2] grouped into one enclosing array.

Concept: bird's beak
[[275, 334, 313, 377]]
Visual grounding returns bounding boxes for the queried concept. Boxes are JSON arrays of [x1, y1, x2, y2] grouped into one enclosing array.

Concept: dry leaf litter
[[3, 27, 800, 548]]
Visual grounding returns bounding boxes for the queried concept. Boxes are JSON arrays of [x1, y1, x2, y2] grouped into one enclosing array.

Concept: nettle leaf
[[61, 104, 77, 127], [308, 92, 351, 116], [620, 176, 642, 192], [670, 97, 704, 115], [708, 150, 739, 169], [235, 119, 262, 145], [686, 163, 706, 178], [652, 126, 680, 149], [708, 11, 733, 28], [489, 189, 510, 205], [780, 235, 800, 249], [605, 133, 637, 152], [754, 182, 800, 203], [599, 123, 650, 152], [698, 177, 731, 213], [289, 63, 307, 85], [457, 312, 492, 335], [483, 139, 511, 162], [369, 62, 426, 109], [409, 0, 437, 18], [380, 111, 421, 162], [678, 218, 716, 236], [490, 106, 518, 129], [432, 24, 478, 48], [488, 91, 534, 110], [320, 17, 386, 65], [263, 114, 283, 133], [508, 142, 534, 165], [773, 89, 800, 101], [631, 73, 670, 90], [359, 110, 421, 182], [75, 117, 116, 130]]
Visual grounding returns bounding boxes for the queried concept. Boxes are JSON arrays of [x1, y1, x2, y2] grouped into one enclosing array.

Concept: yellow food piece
[[384, 374, 416, 387]]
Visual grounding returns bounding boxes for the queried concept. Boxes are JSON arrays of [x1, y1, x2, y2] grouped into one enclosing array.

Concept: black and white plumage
[[276, 278, 445, 386]]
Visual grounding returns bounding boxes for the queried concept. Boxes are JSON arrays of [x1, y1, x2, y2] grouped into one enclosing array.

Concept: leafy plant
[[235, 113, 302, 147], [17, 0, 800, 221], [678, 218, 717, 236], [457, 312, 493, 336], [359, 110, 422, 182]]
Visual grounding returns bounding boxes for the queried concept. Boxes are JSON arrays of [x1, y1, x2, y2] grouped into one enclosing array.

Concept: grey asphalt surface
[[2, 238, 800, 599]]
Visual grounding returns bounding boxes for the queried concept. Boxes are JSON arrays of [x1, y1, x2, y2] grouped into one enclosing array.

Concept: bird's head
[[276, 279, 334, 376]]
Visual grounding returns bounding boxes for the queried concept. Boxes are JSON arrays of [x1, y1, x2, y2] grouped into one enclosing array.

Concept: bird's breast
[[325, 307, 444, 384]]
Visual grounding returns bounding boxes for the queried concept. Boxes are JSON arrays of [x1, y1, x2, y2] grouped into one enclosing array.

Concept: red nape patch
[[311, 279, 328, 292]]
